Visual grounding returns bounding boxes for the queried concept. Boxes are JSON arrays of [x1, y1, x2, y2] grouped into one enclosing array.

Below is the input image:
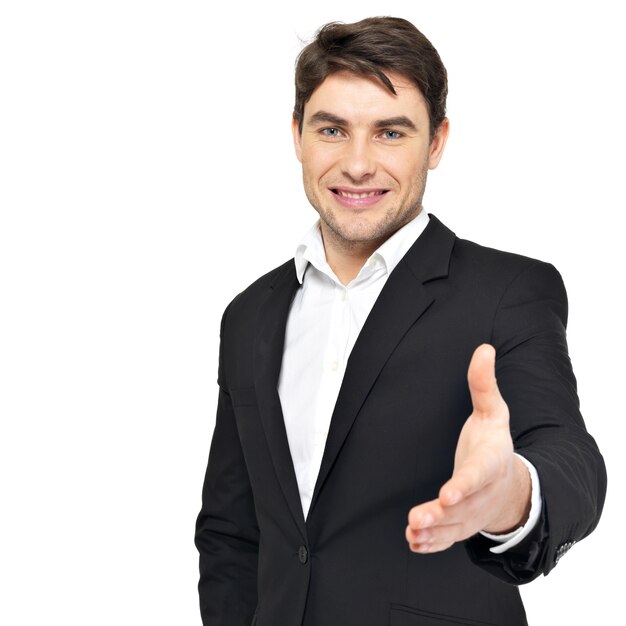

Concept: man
[[195, 17, 606, 626]]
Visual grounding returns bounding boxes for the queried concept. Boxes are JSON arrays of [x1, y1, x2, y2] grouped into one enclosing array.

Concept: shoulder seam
[[488, 259, 545, 346]]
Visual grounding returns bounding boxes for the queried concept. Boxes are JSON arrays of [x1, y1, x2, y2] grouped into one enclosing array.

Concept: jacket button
[[298, 545, 308, 564]]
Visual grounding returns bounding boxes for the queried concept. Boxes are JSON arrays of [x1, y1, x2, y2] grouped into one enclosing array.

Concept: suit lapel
[[308, 215, 456, 516], [252, 261, 308, 538]]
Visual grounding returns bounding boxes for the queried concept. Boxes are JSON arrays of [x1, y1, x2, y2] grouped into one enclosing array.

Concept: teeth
[[336, 190, 384, 198]]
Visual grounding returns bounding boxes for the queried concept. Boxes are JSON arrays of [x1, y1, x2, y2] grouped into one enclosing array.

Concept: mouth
[[329, 187, 389, 208]]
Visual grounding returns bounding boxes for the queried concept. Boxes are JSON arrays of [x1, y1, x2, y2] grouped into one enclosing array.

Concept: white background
[[1, 1, 623, 624]]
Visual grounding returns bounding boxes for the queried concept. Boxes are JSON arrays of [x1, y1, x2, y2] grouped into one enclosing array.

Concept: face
[[292, 71, 449, 249]]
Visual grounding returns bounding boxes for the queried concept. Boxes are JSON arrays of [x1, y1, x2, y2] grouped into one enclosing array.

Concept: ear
[[292, 116, 303, 163], [427, 117, 450, 170]]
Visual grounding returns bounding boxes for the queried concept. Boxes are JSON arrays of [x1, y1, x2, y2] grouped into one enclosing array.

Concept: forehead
[[304, 71, 428, 122]]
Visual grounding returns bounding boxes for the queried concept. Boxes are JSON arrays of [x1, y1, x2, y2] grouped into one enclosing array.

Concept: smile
[[330, 187, 389, 208], [333, 189, 386, 198]]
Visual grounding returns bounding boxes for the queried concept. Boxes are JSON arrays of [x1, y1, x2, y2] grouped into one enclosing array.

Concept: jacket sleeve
[[195, 305, 259, 625], [466, 261, 607, 583]]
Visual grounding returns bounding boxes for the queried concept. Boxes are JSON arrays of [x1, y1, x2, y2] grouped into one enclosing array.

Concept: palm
[[405, 344, 530, 552]]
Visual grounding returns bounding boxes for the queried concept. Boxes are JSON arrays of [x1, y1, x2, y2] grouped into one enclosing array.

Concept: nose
[[340, 134, 376, 182]]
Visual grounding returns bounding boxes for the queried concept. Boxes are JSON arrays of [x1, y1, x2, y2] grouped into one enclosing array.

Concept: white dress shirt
[[277, 211, 540, 552]]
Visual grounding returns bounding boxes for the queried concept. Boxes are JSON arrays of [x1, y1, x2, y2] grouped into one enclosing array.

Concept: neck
[[322, 232, 379, 285], [319, 210, 422, 285]]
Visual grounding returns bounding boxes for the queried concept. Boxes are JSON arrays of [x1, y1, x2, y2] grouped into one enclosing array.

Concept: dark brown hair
[[294, 17, 448, 141]]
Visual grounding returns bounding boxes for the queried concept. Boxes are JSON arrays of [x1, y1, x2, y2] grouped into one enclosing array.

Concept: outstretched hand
[[405, 344, 531, 554]]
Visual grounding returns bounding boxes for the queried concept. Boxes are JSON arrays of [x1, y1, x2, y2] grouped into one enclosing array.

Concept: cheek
[[302, 147, 337, 180], [382, 161, 418, 188], [385, 150, 428, 187]]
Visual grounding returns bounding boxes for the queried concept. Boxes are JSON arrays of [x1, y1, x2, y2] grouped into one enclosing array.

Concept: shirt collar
[[293, 210, 430, 284], [294, 222, 332, 284]]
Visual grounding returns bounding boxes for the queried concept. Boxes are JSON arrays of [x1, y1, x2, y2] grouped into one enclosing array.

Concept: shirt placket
[[308, 282, 351, 496]]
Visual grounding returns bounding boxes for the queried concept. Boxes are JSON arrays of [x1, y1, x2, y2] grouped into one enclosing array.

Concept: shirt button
[[298, 545, 308, 564], [330, 361, 339, 371], [368, 257, 376, 267], [341, 290, 347, 301]]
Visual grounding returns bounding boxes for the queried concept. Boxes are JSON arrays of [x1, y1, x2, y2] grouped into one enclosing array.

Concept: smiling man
[[293, 71, 446, 285], [195, 17, 606, 626]]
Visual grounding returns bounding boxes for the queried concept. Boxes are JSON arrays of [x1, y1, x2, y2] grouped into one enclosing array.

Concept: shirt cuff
[[479, 453, 542, 554]]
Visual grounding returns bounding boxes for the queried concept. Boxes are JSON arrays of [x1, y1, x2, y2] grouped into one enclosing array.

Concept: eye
[[320, 127, 343, 138], [381, 130, 402, 140]]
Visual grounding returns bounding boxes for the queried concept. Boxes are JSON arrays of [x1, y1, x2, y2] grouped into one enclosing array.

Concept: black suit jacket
[[195, 215, 606, 626]]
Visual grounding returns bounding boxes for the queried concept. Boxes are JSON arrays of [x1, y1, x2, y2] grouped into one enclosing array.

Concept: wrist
[[483, 455, 531, 534]]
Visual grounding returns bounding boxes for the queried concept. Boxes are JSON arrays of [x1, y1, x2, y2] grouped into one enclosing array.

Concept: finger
[[408, 484, 486, 530], [410, 540, 455, 554], [407, 500, 444, 530], [407, 526, 457, 554], [467, 343, 504, 417], [408, 492, 478, 531], [406, 522, 465, 548], [439, 462, 492, 505]]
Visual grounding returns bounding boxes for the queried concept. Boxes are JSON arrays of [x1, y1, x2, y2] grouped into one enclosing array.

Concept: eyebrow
[[373, 116, 417, 131], [306, 110, 417, 132], [307, 111, 349, 127]]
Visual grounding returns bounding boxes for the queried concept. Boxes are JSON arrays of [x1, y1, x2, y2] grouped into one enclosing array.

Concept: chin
[[330, 219, 392, 244]]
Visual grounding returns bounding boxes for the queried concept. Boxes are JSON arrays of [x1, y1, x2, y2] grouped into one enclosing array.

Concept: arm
[[406, 261, 606, 583], [195, 307, 259, 625], [467, 261, 606, 582]]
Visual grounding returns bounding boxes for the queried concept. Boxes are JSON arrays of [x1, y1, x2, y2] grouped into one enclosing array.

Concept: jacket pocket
[[390, 604, 496, 626]]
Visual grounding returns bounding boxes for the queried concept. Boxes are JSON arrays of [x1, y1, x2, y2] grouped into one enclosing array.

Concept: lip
[[329, 187, 389, 209]]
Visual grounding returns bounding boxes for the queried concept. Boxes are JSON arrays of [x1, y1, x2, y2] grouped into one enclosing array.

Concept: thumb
[[467, 344, 504, 417]]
